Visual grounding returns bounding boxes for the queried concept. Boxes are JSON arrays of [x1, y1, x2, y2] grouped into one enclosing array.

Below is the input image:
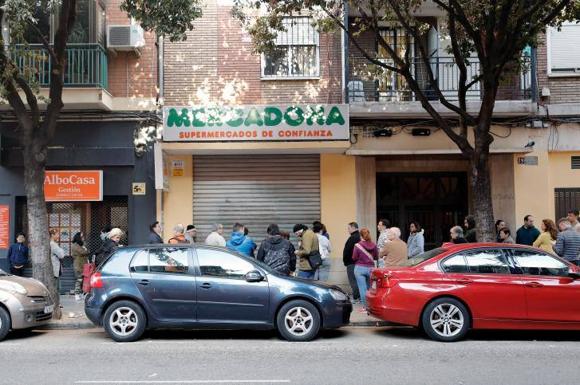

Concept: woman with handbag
[[352, 228, 378, 312], [71, 232, 90, 301]]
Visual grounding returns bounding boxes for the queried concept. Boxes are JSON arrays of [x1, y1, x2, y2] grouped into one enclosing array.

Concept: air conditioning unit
[[107, 25, 145, 52]]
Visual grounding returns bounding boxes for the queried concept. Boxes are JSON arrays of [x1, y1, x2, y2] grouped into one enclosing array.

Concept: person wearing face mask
[[7, 233, 29, 276]]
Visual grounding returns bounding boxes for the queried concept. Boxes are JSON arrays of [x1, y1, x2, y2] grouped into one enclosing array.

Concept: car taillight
[[90, 272, 103, 288]]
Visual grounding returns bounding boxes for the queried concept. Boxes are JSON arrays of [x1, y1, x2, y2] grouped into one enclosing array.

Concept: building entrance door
[[376, 173, 468, 250]]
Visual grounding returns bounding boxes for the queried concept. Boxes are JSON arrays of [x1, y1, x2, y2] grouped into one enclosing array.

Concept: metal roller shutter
[[193, 155, 321, 246]]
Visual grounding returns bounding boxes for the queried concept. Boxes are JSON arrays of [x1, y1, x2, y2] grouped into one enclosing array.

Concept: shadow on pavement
[[372, 325, 580, 343], [3, 329, 46, 342]]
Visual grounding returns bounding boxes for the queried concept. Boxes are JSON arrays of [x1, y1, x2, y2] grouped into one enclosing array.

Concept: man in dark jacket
[[7, 233, 29, 276], [256, 224, 296, 275], [343, 222, 361, 301], [148, 221, 164, 244], [450, 226, 468, 244], [515, 215, 541, 246]]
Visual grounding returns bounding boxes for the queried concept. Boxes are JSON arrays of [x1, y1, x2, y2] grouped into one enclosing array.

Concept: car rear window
[[403, 247, 445, 267]]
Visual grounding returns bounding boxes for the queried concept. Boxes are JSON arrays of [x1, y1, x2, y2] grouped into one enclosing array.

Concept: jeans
[[346, 264, 360, 300], [354, 265, 372, 307], [298, 270, 316, 280], [315, 258, 331, 281]]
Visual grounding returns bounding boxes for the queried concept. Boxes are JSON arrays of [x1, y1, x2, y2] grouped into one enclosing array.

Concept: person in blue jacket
[[7, 233, 29, 276], [226, 223, 256, 258]]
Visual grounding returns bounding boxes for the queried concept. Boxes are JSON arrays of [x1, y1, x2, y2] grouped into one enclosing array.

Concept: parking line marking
[[75, 380, 291, 384]]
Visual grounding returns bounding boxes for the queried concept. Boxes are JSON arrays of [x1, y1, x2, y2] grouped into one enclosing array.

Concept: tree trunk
[[23, 140, 62, 319], [470, 153, 496, 242]]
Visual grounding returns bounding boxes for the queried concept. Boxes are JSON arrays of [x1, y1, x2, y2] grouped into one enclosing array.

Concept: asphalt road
[[1, 326, 579, 385]]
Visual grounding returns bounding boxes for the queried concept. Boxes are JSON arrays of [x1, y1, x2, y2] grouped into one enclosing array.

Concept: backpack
[[264, 244, 291, 274]]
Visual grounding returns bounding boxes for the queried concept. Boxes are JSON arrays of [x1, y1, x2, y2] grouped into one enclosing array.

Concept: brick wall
[[163, 0, 342, 105], [536, 33, 580, 104], [106, 0, 157, 99]]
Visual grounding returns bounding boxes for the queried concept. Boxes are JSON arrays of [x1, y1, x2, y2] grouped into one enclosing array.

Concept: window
[[548, 22, 580, 75], [21, 0, 105, 44], [511, 250, 569, 277], [149, 248, 189, 274], [130, 249, 149, 273], [196, 248, 255, 279], [465, 249, 511, 275], [262, 17, 319, 78], [441, 254, 469, 273]]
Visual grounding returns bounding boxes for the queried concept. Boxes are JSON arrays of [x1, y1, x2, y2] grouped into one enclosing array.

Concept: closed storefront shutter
[[193, 155, 321, 246]]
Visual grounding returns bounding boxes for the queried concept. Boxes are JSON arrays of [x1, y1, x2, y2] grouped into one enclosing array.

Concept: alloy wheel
[[284, 306, 314, 337], [429, 303, 464, 338], [109, 307, 139, 337]]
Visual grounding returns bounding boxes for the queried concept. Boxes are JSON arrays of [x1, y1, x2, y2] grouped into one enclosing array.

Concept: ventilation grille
[[108, 26, 131, 46], [572, 156, 580, 170]]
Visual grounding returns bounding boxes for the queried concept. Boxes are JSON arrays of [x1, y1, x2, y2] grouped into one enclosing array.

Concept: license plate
[[44, 305, 54, 314], [371, 280, 377, 290]]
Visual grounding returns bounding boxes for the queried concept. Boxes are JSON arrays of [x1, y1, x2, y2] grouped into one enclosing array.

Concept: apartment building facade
[[157, 1, 580, 284], [0, 0, 158, 290]]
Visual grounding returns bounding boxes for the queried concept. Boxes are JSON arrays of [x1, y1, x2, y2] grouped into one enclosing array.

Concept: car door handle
[[138, 279, 150, 286], [525, 281, 544, 288], [456, 278, 473, 284], [200, 283, 212, 289]]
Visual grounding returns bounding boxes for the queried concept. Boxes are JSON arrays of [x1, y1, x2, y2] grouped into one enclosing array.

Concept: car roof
[[440, 242, 534, 252]]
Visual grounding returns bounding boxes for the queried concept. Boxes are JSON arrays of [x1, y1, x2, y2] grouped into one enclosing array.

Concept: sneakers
[[75, 294, 82, 301]]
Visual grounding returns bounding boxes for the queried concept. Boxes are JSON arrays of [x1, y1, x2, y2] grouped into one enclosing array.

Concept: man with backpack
[[256, 224, 296, 275]]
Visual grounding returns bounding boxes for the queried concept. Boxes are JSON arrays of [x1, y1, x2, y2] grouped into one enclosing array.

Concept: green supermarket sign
[[163, 104, 349, 142]]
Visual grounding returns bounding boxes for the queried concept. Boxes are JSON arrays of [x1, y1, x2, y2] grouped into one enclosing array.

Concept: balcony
[[11, 44, 108, 89], [348, 56, 535, 118]]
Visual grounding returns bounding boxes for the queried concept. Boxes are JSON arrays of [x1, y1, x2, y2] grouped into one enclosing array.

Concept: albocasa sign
[[162, 104, 350, 142]]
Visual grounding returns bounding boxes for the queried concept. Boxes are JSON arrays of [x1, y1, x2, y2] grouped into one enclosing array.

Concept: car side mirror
[[245, 270, 264, 283], [567, 270, 580, 280]]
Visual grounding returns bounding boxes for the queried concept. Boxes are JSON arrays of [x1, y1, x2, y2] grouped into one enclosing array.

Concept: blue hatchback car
[[85, 245, 352, 342]]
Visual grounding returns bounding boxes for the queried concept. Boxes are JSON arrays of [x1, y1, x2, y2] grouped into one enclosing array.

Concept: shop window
[[262, 17, 320, 78]]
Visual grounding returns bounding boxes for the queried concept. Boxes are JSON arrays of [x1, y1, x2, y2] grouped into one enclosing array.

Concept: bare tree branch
[[14, 75, 40, 126]]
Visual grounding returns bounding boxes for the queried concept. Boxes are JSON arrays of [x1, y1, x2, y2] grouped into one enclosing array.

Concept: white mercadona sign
[[162, 104, 349, 142]]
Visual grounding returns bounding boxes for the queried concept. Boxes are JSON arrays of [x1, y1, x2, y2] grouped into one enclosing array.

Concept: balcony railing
[[348, 56, 532, 103], [11, 44, 108, 89]]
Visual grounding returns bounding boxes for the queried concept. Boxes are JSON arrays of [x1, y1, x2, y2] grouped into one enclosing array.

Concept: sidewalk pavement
[[43, 295, 391, 330]]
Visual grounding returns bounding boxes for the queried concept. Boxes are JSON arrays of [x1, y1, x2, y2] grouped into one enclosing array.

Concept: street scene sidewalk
[[44, 295, 389, 330]]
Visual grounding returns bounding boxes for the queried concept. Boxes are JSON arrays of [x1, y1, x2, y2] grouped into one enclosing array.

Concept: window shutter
[[549, 23, 580, 73], [572, 156, 580, 170]]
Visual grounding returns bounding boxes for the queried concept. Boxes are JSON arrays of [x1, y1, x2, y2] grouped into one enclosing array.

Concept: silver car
[[0, 268, 54, 341]]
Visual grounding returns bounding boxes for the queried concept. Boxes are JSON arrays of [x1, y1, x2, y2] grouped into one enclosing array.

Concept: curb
[[41, 320, 394, 330]]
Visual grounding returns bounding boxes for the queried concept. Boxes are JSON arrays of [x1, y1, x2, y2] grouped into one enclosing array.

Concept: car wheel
[[276, 300, 321, 342], [421, 297, 470, 342], [0, 306, 11, 342], [103, 300, 146, 342]]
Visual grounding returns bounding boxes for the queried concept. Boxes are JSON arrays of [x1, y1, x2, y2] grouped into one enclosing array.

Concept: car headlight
[[329, 289, 348, 301], [0, 281, 28, 295]]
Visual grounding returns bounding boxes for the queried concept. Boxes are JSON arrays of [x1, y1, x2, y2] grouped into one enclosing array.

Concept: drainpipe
[[156, 35, 165, 227], [342, 1, 349, 104], [530, 47, 538, 103]]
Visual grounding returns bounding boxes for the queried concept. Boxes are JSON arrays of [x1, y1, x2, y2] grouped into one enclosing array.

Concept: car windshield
[[402, 247, 446, 267]]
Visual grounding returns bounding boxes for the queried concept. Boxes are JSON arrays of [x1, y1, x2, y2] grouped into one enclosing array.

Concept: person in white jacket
[[313, 222, 331, 281], [49, 228, 66, 289], [205, 223, 226, 247]]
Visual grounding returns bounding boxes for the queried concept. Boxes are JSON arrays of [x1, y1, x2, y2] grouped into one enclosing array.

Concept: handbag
[[307, 249, 323, 270], [81, 259, 96, 293]]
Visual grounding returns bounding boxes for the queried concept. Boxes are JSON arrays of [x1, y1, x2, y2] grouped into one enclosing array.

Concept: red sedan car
[[366, 243, 580, 342]]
